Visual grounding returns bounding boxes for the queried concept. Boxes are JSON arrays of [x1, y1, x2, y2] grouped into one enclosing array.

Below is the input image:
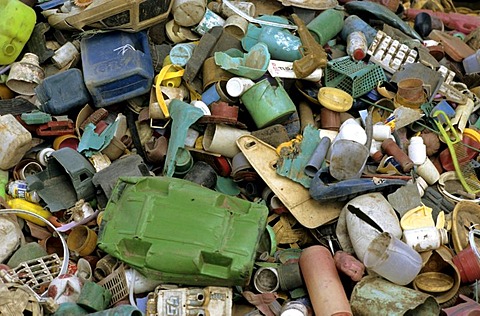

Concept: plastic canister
[[0, 0, 36, 65], [240, 78, 296, 128], [0, 114, 32, 170], [35, 68, 90, 115], [81, 31, 154, 108]]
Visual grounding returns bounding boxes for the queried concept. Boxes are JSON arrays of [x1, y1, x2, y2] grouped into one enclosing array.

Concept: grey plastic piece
[[92, 154, 150, 199], [26, 147, 96, 212]]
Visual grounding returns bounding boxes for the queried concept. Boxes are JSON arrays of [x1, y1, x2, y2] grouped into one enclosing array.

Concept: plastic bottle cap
[[353, 48, 366, 61], [4, 44, 15, 56], [410, 136, 424, 144], [226, 78, 244, 97], [438, 228, 449, 245]]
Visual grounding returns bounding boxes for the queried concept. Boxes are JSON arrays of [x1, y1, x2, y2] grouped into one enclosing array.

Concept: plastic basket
[[98, 265, 129, 306], [325, 57, 386, 98]]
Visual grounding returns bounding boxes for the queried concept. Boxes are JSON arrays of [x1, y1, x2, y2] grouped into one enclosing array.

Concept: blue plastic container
[[35, 68, 90, 115], [81, 31, 154, 107]]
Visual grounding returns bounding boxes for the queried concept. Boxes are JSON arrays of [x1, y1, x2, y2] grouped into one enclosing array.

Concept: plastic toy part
[[98, 176, 268, 286], [26, 147, 96, 212]]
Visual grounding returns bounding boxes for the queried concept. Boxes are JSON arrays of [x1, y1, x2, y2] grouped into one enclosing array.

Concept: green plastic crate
[[97, 176, 268, 287], [325, 56, 386, 98]]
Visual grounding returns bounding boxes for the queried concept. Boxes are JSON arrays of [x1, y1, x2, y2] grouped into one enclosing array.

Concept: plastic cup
[[363, 232, 423, 285]]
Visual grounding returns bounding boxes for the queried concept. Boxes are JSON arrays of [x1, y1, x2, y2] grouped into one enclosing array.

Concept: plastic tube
[[299, 246, 352, 316]]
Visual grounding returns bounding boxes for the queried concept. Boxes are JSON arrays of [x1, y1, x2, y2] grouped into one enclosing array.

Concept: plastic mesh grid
[[325, 57, 386, 98]]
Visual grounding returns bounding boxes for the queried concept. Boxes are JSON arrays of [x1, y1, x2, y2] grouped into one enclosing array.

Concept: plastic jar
[[403, 227, 448, 252], [408, 136, 427, 165]]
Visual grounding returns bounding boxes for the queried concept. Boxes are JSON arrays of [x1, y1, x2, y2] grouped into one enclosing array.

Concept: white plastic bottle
[[408, 136, 427, 165], [347, 31, 368, 61], [403, 227, 448, 252]]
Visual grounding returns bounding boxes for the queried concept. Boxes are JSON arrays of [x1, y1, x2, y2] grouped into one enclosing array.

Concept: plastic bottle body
[[403, 227, 448, 252], [347, 31, 368, 61]]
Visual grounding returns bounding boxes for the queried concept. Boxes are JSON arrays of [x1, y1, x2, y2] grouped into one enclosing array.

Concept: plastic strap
[[155, 64, 185, 119]]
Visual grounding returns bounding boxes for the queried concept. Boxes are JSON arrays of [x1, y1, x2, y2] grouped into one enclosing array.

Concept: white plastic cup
[[416, 157, 440, 185], [226, 77, 255, 97], [363, 232, 423, 285]]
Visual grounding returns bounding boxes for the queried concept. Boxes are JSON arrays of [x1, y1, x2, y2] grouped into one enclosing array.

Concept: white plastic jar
[[408, 136, 427, 165]]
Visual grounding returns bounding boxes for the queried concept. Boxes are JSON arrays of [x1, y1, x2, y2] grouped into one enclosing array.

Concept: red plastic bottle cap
[[353, 49, 366, 61]]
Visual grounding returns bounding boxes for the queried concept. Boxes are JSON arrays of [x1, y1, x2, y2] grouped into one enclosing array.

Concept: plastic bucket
[[364, 232, 423, 285]]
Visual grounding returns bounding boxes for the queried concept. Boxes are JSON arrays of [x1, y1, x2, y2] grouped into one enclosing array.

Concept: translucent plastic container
[[364, 232, 423, 285], [463, 50, 480, 75], [0, 0, 36, 65], [0, 114, 32, 170]]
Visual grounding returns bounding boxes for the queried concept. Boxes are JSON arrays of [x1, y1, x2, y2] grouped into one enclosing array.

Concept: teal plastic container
[[240, 77, 296, 128], [0, 0, 36, 65], [81, 31, 154, 107], [98, 177, 268, 286]]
